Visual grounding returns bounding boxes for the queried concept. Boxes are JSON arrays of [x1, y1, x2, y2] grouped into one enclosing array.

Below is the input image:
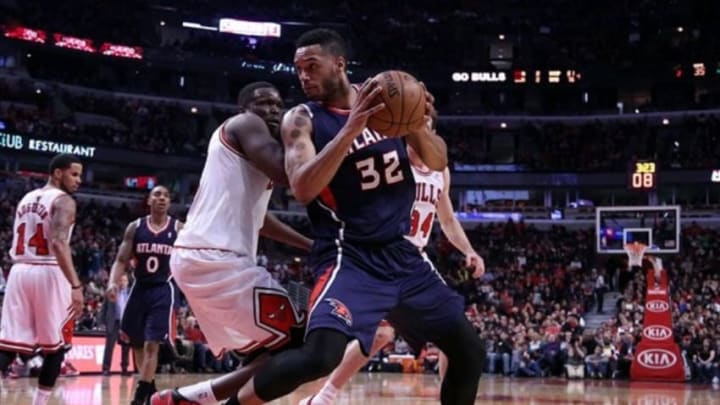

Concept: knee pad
[[38, 351, 64, 388]]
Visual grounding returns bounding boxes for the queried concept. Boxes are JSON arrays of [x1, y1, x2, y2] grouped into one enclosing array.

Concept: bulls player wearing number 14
[[0, 153, 85, 405], [301, 117, 485, 405], [106, 185, 183, 405]]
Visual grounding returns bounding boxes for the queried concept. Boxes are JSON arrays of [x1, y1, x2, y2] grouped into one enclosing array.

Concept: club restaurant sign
[[0, 132, 96, 158]]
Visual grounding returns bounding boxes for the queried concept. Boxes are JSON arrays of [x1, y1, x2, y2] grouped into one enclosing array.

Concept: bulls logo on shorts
[[254, 288, 305, 350]]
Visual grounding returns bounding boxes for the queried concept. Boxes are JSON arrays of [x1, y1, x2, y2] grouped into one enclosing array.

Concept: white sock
[[317, 381, 339, 402], [32, 388, 52, 405], [178, 380, 217, 405]]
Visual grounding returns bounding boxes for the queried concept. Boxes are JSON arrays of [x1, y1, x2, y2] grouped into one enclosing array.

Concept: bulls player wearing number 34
[[0, 153, 85, 405]]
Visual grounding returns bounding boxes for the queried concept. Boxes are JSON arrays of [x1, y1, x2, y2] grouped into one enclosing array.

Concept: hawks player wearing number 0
[[0, 153, 84, 405], [300, 119, 485, 405], [106, 185, 183, 405]]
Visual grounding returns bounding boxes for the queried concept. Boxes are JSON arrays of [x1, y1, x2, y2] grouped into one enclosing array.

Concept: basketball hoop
[[625, 242, 647, 267]]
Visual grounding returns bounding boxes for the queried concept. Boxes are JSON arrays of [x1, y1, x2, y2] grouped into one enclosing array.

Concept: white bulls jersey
[[10, 186, 70, 264], [175, 122, 272, 262], [405, 165, 445, 249]]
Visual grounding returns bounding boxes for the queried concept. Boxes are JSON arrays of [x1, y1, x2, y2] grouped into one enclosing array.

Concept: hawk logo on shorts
[[326, 298, 353, 327]]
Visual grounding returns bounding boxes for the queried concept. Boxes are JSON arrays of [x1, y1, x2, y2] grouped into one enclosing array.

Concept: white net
[[625, 242, 647, 267]]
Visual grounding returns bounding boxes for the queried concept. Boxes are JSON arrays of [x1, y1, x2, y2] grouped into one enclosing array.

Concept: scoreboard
[[628, 160, 657, 191]]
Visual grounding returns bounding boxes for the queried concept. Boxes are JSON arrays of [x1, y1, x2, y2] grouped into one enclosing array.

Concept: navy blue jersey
[[132, 216, 178, 285], [305, 101, 415, 244]]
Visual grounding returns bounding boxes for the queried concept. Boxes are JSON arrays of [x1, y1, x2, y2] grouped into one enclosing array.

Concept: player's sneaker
[[150, 389, 201, 405], [299, 394, 333, 405], [60, 361, 80, 377]]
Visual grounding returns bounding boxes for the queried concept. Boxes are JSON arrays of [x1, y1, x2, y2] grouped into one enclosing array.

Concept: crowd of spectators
[[3, 75, 720, 170], [439, 117, 720, 170], [2, 174, 720, 382]]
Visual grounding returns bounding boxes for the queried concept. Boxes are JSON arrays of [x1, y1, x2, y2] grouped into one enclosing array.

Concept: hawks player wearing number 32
[[0, 153, 84, 405], [106, 185, 183, 405]]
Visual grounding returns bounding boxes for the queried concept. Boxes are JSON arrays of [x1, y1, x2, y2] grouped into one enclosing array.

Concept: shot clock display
[[628, 160, 657, 191]]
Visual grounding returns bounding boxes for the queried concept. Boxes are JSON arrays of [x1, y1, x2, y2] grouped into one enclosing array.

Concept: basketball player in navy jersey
[[228, 28, 484, 405], [106, 185, 182, 405]]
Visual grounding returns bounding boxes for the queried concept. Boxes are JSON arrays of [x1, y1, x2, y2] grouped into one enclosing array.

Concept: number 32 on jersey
[[355, 151, 404, 191]]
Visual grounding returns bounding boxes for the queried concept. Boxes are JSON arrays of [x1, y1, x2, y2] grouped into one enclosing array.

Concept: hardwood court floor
[[1, 373, 719, 404]]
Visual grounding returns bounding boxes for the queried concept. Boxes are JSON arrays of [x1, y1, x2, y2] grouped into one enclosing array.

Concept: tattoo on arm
[[116, 222, 137, 263], [50, 196, 76, 243], [282, 107, 315, 176]]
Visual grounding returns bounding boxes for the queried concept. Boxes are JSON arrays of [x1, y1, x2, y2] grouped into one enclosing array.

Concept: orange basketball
[[366, 70, 426, 137]]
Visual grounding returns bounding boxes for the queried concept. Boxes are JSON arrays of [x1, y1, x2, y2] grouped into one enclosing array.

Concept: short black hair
[[237, 81, 277, 108], [295, 28, 347, 57], [48, 153, 81, 174]]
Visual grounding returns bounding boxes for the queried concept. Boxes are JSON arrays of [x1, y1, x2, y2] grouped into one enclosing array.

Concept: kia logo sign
[[637, 349, 677, 369], [645, 300, 669, 313], [643, 325, 672, 341]]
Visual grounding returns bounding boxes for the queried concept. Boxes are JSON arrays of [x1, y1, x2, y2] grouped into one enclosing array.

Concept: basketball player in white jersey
[[0, 153, 84, 405], [151, 82, 313, 405], [300, 118, 485, 405]]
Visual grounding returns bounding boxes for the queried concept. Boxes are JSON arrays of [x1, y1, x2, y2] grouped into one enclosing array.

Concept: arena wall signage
[[1, 132, 96, 158], [451, 69, 581, 84], [1, 131, 202, 170], [218, 18, 281, 38]]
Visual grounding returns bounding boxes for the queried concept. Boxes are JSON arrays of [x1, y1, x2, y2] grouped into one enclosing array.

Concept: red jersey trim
[[219, 121, 248, 159]]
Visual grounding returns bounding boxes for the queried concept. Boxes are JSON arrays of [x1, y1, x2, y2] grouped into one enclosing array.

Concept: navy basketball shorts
[[120, 282, 175, 348], [306, 238, 465, 356]]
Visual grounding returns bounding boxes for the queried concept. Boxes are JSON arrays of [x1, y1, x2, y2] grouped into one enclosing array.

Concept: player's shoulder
[[225, 111, 267, 131], [284, 104, 314, 122], [127, 216, 145, 232]]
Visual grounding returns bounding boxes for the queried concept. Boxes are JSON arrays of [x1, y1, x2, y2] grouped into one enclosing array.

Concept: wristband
[[72, 284, 83, 290]]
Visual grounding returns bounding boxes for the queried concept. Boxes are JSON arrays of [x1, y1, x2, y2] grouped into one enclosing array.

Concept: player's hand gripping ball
[[366, 70, 426, 137]]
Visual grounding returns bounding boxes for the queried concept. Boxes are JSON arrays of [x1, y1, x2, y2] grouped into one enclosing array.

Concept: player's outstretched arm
[[406, 85, 447, 171], [260, 213, 313, 251], [436, 168, 485, 278], [50, 195, 83, 314], [282, 79, 385, 205], [106, 220, 137, 301], [226, 113, 289, 186]]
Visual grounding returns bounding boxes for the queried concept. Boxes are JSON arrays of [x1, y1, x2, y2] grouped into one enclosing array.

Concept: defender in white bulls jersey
[[151, 82, 313, 405], [0, 154, 84, 405], [301, 126, 485, 405]]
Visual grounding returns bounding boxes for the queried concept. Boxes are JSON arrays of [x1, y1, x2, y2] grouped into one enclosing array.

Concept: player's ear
[[336, 55, 346, 72]]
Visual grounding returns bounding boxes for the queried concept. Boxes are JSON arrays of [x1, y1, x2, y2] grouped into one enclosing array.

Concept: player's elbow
[[425, 155, 448, 171], [291, 188, 314, 206], [289, 177, 316, 205], [50, 239, 69, 253]]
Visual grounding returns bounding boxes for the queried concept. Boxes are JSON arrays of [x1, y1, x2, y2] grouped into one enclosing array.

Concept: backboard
[[596, 206, 681, 254]]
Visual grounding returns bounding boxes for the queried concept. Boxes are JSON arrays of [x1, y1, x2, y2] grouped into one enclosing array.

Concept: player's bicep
[[115, 222, 137, 264], [281, 106, 317, 181], [229, 115, 288, 185], [50, 195, 76, 243]]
